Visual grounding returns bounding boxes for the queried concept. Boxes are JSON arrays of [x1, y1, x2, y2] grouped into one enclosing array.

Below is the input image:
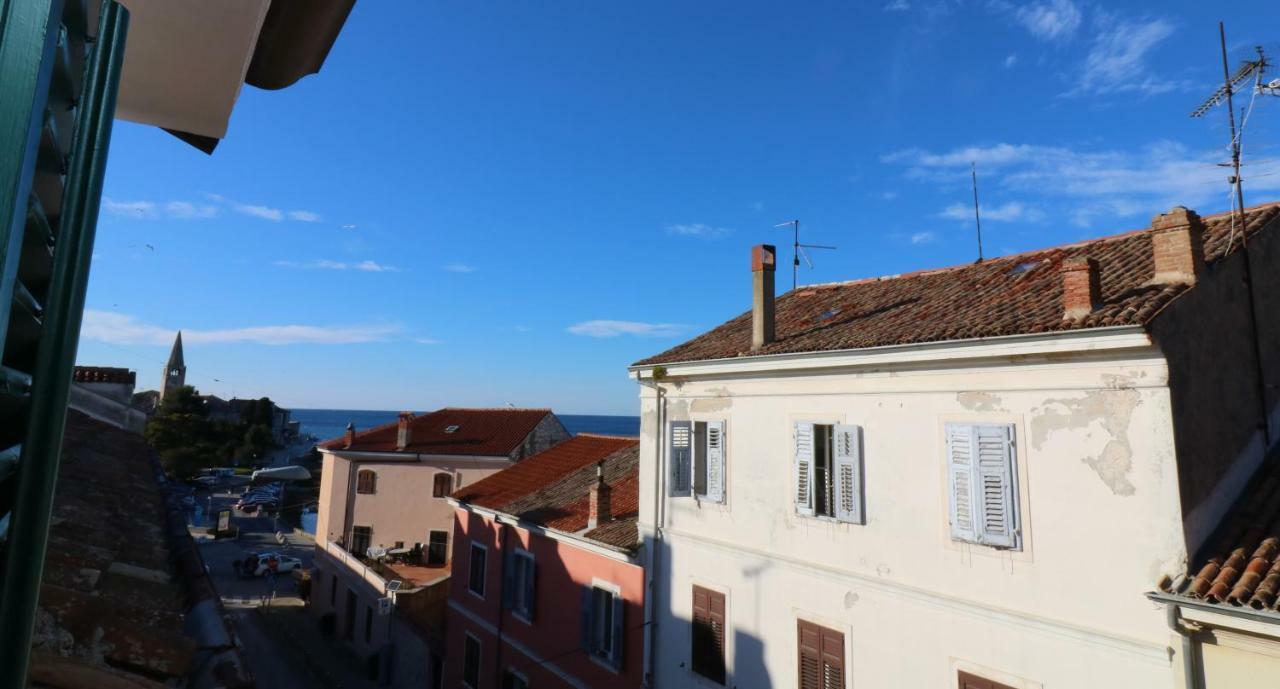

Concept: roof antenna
[[970, 162, 985, 263], [1190, 24, 1268, 249], [773, 219, 837, 291]]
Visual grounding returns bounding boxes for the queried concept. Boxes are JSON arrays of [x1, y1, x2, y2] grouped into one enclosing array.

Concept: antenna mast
[[774, 219, 837, 291], [971, 162, 984, 263]]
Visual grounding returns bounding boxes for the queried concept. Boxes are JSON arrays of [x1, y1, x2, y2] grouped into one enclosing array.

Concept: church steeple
[[160, 331, 186, 400]]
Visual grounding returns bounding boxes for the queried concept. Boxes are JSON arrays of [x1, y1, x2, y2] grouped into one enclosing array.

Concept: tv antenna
[[774, 220, 837, 291], [971, 162, 984, 263], [1190, 24, 1268, 246]]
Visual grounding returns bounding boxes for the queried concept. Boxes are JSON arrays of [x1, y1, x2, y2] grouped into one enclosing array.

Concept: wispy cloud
[[910, 231, 937, 245], [341, 224, 358, 230], [884, 140, 1280, 227], [1003, 53, 1018, 69], [275, 259, 399, 272], [288, 210, 322, 222], [103, 198, 218, 220], [413, 337, 443, 345], [939, 200, 1042, 223], [567, 320, 690, 338], [1009, 0, 1081, 41], [81, 310, 402, 346], [666, 223, 733, 239], [443, 263, 477, 273], [884, 0, 910, 11], [202, 193, 322, 223], [233, 203, 285, 221], [1067, 13, 1180, 96]]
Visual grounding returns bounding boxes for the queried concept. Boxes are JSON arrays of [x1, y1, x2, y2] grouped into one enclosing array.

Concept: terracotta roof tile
[[318, 407, 557, 456], [635, 204, 1280, 366], [454, 436, 641, 552], [1161, 457, 1280, 611]]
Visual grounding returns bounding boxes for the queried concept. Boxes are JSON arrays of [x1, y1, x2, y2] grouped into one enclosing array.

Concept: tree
[[145, 385, 218, 478]]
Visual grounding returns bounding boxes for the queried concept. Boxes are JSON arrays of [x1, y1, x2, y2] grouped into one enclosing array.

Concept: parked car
[[245, 552, 302, 577]]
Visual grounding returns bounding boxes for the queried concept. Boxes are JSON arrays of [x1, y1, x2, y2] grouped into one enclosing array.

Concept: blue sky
[[79, 0, 1279, 415]]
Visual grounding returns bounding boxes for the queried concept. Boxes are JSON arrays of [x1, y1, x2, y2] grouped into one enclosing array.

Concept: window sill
[[511, 610, 532, 625], [588, 651, 621, 675], [797, 513, 863, 526], [689, 667, 728, 688], [467, 588, 485, 601]]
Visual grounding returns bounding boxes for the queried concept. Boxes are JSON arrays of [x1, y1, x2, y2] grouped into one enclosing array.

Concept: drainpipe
[[637, 375, 666, 689], [1166, 604, 1201, 689], [493, 519, 509, 684]]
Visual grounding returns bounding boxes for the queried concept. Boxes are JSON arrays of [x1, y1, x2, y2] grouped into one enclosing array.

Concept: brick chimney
[[344, 422, 356, 449], [396, 412, 413, 450], [752, 244, 776, 351], [1150, 206, 1206, 285], [588, 461, 611, 530], [1061, 256, 1102, 320]]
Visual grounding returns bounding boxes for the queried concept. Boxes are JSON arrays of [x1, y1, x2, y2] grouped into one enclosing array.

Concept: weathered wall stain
[[691, 397, 733, 413], [667, 398, 690, 421], [1031, 388, 1142, 496], [957, 391, 1006, 412]]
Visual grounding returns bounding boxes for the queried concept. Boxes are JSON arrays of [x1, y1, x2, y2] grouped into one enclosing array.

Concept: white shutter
[[794, 422, 815, 516], [833, 424, 863, 524], [704, 421, 726, 503], [975, 424, 1018, 549], [946, 423, 978, 543], [669, 421, 692, 497]]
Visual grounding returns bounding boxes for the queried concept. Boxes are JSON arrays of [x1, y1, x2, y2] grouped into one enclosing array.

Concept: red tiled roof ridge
[[437, 406, 552, 412], [574, 432, 640, 440], [319, 407, 554, 454]]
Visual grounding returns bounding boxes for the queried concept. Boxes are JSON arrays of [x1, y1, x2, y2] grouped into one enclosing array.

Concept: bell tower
[[160, 331, 186, 401]]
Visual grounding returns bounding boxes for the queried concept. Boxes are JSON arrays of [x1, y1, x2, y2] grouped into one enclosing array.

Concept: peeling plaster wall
[[1150, 214, 1280, 556], [637, 349, 1186, 687]]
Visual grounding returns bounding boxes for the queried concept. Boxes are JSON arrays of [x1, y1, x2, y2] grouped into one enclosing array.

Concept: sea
[[289, 408, 640, 444]]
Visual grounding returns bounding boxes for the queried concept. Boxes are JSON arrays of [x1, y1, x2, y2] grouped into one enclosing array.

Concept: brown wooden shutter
[[958, 670, 1014, 689], [692, 586, 726, 684], [357, 469, 376, 494], [798, 620, 844, 689]]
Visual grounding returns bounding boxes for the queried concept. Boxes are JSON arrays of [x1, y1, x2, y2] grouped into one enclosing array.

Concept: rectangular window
[[670, 420, 726, 503], [582, 584, 624, 670], [692, 585, 727, 684], [463, 634, 481, 689], [351, 526, 372, 556], [468, 542, 487, 597], [356, 469, 377, 494], [946, 423, 1020, 550], [365, 605, 373, 643], [427, 530, 449, 566], [509, 551, 536, 620], [433, 472, 453, 498], [429, 651, 444, 689], [797, 619, 844, 689], [330, 574, 337, 605], [958, 670, 1016, 689], [502, 670, 529, 689], [794, 423, 864, 523]]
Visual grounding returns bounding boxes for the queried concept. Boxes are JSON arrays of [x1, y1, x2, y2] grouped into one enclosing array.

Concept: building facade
[[446, 434, 645, 689], [630, 204, 1280, 689]]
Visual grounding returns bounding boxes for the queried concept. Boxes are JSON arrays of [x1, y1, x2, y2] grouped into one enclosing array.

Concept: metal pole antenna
[[792, 220, 800, 291], [971, 162, 984, 262], [1219, 21, 1246, 239]]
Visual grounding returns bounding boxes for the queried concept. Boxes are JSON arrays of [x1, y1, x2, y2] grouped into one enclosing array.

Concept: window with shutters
[[582, 582, 624, 670], [671, 420, 727, 503], [468, 542, 487, 598], [356, 469, 377, 494], [794, 423, 864, 523], [509, 550, 536, 621], [945, 423, 1020, 550], [463, 633, 482, 689], [797, 619, 845, 689], [957, 670, 1017, 689], [432, 472, 452, 498], [692, 585, 727, 684]]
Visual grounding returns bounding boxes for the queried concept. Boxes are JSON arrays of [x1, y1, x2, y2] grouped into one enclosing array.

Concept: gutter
[[1147, 590, 1280, 689], [636, 375, 666, 689]]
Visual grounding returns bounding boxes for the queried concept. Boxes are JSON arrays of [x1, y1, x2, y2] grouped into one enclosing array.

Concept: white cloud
[[910, 231, 937, 245], [342, 224, 358, 230], [104, 198, 218, 220], [164, 201, 218, 219], [566, 320, 690, 338], [885, 140, 1280, 228], [938, 200, 1042, 223], [81, 310, 401, 346], [103, 199, 159, 218], [884, 0, 910, 11], [881, 191, 899, 201], [233, 203, 285, 221], [667, 223, 733, 239], [1003, 53, 1018, 69], [1011, 0, 1081, 41], [275, 259, 398, 272], [443, 263, 477, 273], [1067, 13, 1180, 96], [413, 337, 443, 345], [288, 210, 322, 222], [354, 260, 397, 272]]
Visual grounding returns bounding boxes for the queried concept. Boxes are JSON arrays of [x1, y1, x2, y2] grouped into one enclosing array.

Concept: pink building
[[446, 435, 644, 689]]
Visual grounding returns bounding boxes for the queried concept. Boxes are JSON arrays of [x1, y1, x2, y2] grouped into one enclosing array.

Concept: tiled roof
[[454, 435, 641, 552], [635, 204, 1280, 366], [72, 365, 135, 385], [1160, 457, 1280, 612], [319, 407, 556, 456]]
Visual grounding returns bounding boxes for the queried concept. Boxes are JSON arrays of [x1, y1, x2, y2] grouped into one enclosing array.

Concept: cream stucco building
[[630, 204, 1280, 689]]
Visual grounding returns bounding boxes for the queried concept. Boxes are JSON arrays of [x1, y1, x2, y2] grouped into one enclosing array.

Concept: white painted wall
[[637, 341, 1188, 688]]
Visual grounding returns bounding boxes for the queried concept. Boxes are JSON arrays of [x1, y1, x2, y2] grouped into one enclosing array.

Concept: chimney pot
[[344, 422, 356, 449], [752, 244, 777, 351], [588, 461, 612, 529], [396, 412, 413, 450], [1062, 256, 1102, 320], [1150, 206, 1206, 285]]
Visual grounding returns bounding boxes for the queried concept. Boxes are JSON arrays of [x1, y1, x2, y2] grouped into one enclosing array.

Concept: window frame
[[462, 632, 482, 689], [583, 578, 624, 672], [351, 525, 372, 556], [510, 549, 536, 622], [691, 585, 727, 685], [793, 421, 865, 524], [669, 419, 727, 504], [467, 542, 488, 599], [502, 668, 529, 689], [356, 469, 377, 494], [426, 529, 449, 566], [432, 472, 453, 498], [796, 618, 846, 689], [944, 422, 1022, 551]]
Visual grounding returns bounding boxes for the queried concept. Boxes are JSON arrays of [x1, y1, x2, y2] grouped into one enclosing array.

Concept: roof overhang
[[250, 465, 310, 482], [1147, 591, 1280, 637], [449, 499, 640, 564], [112, 0, 354, 151], [630, 326, 1156, 380]]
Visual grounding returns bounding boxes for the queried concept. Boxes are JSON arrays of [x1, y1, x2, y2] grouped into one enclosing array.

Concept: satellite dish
[[1268, 78, 1280, 90]]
